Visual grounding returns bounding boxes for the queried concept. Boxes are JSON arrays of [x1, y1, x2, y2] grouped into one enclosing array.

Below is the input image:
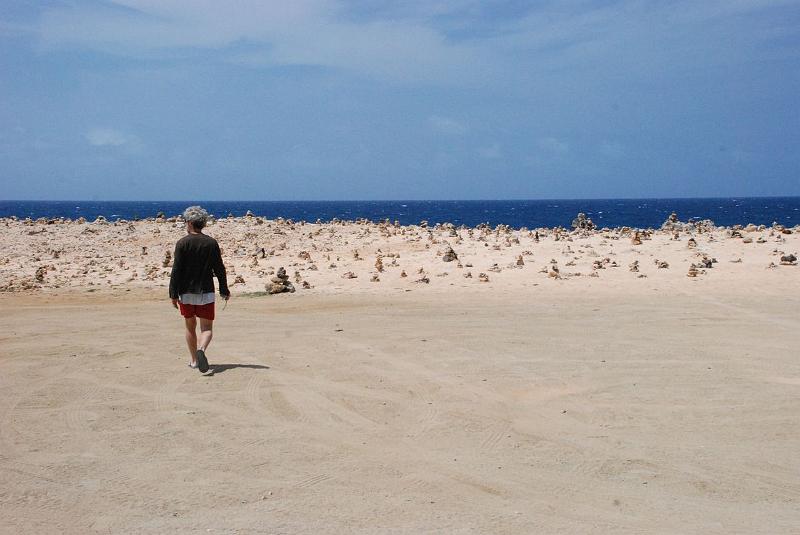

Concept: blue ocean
[[1, 198, 798, 229]]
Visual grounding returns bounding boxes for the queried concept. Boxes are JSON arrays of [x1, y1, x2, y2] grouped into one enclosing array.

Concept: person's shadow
[[209, 363, 270, 375]]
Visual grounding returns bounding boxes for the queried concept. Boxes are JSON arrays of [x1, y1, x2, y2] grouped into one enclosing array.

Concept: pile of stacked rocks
[[698, 256, 715, 268], [662, 212, 716, 233], [571, 213, 595, 231], [267, 267, 295, 294], [442, 246, 458, 262], [661, 212, 680, 231]]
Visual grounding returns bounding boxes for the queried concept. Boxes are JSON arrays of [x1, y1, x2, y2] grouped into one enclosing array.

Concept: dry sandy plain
[[1, 216, 799, 533]]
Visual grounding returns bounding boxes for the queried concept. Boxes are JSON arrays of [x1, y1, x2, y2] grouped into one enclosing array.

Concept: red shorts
[[179, 301, 215, 320]]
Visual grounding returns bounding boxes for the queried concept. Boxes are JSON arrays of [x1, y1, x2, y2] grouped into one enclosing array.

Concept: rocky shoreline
[[1, 212, 797, 294]]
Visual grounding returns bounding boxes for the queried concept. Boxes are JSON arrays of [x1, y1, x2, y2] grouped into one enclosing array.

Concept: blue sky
[[1, 0, 799, 200]]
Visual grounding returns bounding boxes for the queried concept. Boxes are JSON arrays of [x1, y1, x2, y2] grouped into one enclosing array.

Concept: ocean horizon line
[[2, 195, 799, 203], [3, 197, 798, 229]]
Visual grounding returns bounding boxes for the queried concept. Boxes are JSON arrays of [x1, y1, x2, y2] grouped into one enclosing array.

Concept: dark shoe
[[196, 349, 209, 373]]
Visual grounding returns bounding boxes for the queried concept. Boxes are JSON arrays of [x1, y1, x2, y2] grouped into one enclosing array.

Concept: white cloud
[[36, 1, 488, 84], [537, 137, 569, 155], [20, 1, 797, 132], [32, 0, 799, 87], [86, 128, 143, 154], [87, 128, 131, 146], [599, 141, 625, 159], [477, 143, 501, 159], [429, 115, 468, 135]]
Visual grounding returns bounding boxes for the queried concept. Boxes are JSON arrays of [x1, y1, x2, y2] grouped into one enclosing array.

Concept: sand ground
[[2, 283, 799, 534]]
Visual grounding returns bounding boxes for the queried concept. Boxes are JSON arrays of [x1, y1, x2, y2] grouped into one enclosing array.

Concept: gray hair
[[183, 205, 209, 230]]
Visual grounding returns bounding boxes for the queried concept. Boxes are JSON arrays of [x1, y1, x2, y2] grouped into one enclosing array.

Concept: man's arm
[[169, 242, 183, 301], [212, 242, 230, 297]]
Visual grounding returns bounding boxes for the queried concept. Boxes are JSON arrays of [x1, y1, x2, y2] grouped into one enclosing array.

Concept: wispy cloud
[[429, 115, 467, 135], [599, 141, 625, 159], [477, 143, 502, 159], [537, 137, 569, 155], [87, 128, 130, 146], [86, 128, 143, 154], [36, 1, 487, 83], [31, 0, 800, 86]]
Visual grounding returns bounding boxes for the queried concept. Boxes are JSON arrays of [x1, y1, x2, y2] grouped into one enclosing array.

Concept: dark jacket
[[168, 233, 229, 299]]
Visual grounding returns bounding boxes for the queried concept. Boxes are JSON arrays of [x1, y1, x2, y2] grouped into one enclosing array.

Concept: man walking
[[169, 206, 230, 375]]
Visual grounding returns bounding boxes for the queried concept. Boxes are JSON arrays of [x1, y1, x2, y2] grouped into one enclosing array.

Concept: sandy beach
[[1, 215, 799, 533]]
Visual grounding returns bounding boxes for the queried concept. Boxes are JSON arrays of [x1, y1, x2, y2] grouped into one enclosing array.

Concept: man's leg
[[184, 316, 198, 364], [198, 318, 213, 353]]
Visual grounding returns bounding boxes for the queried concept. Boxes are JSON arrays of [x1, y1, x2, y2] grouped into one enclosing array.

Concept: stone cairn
[[662, 212, 716, 233], [442, 246, 458, 262], [571, 212, 595, 231], [267, 267, 295, 294], [662, 212, 680, 231]]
